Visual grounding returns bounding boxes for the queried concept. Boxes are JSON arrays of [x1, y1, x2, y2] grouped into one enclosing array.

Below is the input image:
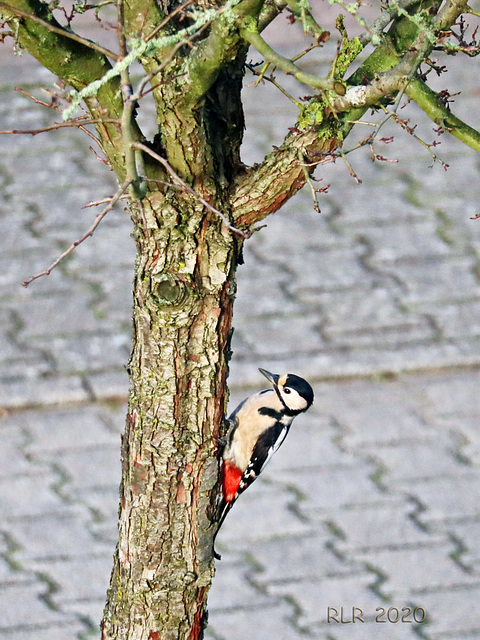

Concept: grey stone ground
[[1, 11, 480, 640]]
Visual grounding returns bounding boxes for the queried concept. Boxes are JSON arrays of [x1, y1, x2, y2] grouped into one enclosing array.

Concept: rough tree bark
[[1, 0, 479, 638]]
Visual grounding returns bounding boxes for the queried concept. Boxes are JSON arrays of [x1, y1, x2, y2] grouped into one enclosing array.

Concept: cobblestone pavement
[[1, 12, 480, 640]]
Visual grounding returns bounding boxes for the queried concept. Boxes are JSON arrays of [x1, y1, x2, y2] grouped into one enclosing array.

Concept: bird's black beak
[[259, 368, 279, 387]]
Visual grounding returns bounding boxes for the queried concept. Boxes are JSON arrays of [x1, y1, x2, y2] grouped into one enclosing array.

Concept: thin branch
[[0, 118, 119, 136], [132, 32, 202, 102], [258, 0, 287, 31], [247, 64, 302, 106], [0, 1, 119, 59], [83, 194, 129, 208], [298, 151, 320, 212], [339, 150, 362, 183], [285, 0, 328, 38], [132, 142, 251, 238], [358, 0, 417, 46], [239, 22, 345, 94], [23, 180, 132, 287], [406, 77, 480, 153], [117, 0, 145, 200], [145, 0, 196, 41]]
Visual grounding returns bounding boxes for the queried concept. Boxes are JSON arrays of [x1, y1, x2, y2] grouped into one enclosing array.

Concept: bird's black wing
[[213, 422, 290, 560], [236, 421, 290, 496]]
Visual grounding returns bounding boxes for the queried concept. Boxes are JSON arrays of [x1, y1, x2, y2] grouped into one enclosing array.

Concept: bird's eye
[[284, 388, 291, 394]]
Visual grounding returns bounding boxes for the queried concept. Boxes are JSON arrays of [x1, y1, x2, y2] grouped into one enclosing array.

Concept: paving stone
[[318, 378, 437, 448], [249, 189, 349, 255], [235, 312, 325, 358], [398, 473, 480, 524], [34, 445, 121, 498], [284, 245, 373, 296], [86, 369, 129, 401], [16, 404, 123, 454], [208, 562, 279, 611], [5, 508, 111, 563], [0, 473, 65, 519], [233, 255, 300, 318], [32, 332, 131, 374], [443, 519, 480, 571], [0, 375, 89, 409], [0, 353, 53, 382], [417, 370, 480, 421], [318, 287, 434, 347], [17, 291, 113, 340], [382, 256, 480, 305], [284, 464, 394, 516], [414, 585, 480, 638], [261, 420, 353, 473], [318, 621, 423, 640], [352, 543, 478, 599], [267, 573, 380, 629], [0, 624, 90, 640], [343, 217, 453, 263], [364, 441, 469, 483], [207, 603, 306, 640], [27, 555, 112, 606], [249, 531, 359, 584], [329, 502, 446, 553], [0, 423, 31, 478], [0, 558, 30, 585], [212, 482, 312, 558], [0, 582, 76, 630], [422, 299, 480, 339]]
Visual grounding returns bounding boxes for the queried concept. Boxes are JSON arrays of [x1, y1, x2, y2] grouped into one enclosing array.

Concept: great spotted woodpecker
[[213, 368, 314, 559]]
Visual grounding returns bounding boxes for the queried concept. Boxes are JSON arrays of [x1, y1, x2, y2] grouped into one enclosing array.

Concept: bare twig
[[0, 1, 119, 60], [83, 194, 129, 208], [246, 65, 302, 106], [239, 23, 345, 94], [145, 0, 196, 41], [132, 142, 251, 238], [298, 151, 320, 212], [0, 118, 119, 136], [14, 87, 61, 110], [339, 151, 362, 184], [23, 180, 132, 287]]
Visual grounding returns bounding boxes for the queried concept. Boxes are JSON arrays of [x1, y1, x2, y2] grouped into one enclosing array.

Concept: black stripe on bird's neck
[[258, 406, 284, 421]]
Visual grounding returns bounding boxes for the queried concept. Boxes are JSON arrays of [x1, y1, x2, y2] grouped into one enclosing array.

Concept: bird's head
[[259, 368, 314, 414]]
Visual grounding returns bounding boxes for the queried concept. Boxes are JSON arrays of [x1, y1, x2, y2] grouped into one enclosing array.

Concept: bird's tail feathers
[[212, 497, 234, 560]]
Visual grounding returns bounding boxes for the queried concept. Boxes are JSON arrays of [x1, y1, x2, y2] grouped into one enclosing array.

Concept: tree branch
[[0, 0, 133, 175], [0, 1, 119, 59], [184, 3, 245, 106], [238, 21, 344, 93], [406, 77, 480, 152], [231, 126, 339, 226], [232, 0, 477, 227]]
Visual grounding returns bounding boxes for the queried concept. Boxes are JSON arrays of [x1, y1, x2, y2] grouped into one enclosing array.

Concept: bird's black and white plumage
[[213, 368, 314, 559]]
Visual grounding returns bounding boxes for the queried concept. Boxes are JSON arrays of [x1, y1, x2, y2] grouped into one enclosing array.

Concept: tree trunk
[[101, 189, 239, 639], [100, 47, 246, 635]]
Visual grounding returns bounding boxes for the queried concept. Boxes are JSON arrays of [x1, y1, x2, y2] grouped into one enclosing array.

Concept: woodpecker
[[213, 367, 314, 559]]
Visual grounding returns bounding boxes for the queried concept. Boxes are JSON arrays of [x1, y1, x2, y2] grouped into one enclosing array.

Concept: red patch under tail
[[222, 460, 243, 503]]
